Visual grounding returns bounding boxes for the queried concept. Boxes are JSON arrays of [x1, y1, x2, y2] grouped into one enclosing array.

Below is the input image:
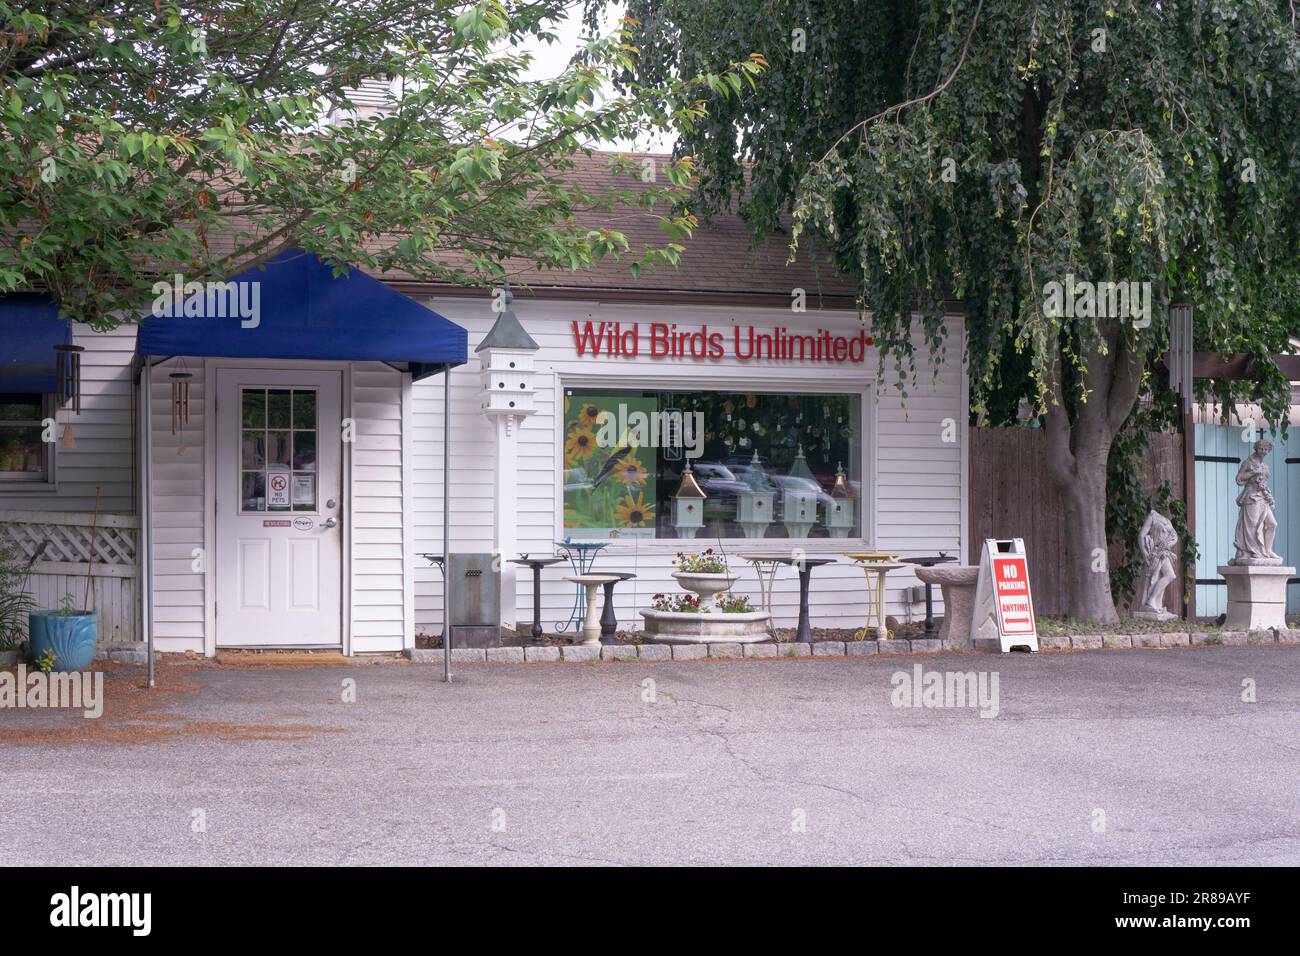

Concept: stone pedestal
[[916, 565, 979, 648], [1218, 564, 1295, 631]]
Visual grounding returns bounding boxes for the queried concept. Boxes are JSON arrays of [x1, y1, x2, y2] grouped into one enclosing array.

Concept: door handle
[[322, 517, 338, 529]]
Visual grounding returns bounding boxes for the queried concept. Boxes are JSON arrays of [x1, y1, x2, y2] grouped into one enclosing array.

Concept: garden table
[[554, 539, 610, 633], [739, 554, 837, 643], [508, 556, 567, 641], [843, 553, 906, 641], [790, 558, 838, 643], [599, 572, 638, 643], [901, 553, 957, 638]]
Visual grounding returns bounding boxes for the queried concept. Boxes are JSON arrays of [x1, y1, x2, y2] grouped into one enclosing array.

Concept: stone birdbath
[[564, 574, 620, 645], [914, 565, 980, 648]]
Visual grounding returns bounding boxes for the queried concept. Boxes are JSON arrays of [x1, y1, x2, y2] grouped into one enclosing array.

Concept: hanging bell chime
[[170, 371, 193, 434], [53, 343, 85, 414]]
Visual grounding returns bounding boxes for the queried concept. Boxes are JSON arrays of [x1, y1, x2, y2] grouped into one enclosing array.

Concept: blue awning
[[137, 250, 467, 380], [0, 293, 72, 393]]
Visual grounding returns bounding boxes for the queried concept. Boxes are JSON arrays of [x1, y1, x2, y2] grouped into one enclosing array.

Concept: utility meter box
[[448, 553, 502, 647]]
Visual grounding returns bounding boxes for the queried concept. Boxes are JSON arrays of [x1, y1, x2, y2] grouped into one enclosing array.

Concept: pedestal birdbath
[[915, 565, 980, 647], [565, 574, 620, 645]]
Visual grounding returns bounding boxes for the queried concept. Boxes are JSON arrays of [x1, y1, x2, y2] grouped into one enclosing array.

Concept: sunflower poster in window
[[563, 395, 658, 538]]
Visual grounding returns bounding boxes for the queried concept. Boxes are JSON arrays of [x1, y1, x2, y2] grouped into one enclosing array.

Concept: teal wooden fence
[[1194, 423, 1300, 616]]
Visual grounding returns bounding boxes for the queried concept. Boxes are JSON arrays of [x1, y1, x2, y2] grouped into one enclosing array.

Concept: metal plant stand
[[555, 540, 609, 633], [418, 553, 446, 639], [508, 556, 566, 641]]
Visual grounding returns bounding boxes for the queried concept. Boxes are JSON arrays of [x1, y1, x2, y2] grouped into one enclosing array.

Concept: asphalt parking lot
[[1, 645, 1296, 865]]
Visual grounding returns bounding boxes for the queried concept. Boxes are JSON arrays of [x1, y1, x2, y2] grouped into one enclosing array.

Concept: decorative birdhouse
[[736, 451, 775, 539], [823, 462, 855, 538], [475, 283, 540, 416], [782, 445, 819, 539], [672, 463, 707, 539]]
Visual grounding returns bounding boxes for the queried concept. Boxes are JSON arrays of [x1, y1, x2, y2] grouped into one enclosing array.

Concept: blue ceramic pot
[[28, 611, 98, 671]]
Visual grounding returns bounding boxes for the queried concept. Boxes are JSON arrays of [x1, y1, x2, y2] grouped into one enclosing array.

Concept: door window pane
[[241, 431, 265, 469], [293, 391, 316, 429], [267, 389, 291, 428], [241, 390, 265, 428], [293, 430, 316, 471], [267, 430, 292, 467]]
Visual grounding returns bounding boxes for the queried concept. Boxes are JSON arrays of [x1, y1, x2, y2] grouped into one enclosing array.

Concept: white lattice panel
[[0, 510, 139, 571]]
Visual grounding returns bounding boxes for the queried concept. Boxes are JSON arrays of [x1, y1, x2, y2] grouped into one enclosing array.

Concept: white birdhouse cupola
[[476, 283, 540, 416], [736, 451, 775, 539], [673, 462, 707, 538], [782, 445, 819, 539], [823, 462, 855, 538]]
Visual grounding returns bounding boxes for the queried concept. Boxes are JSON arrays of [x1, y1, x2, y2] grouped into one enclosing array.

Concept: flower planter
[[638, 609, 772, 643], [28, 611, 98, 671], [670, 571, 737, 609]]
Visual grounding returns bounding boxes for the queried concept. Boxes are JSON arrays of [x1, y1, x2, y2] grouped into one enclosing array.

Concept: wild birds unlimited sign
[[572, 321, 874, 364]]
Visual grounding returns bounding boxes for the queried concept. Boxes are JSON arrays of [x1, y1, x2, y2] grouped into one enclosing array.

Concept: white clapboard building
[[0, 153, 969, 656]]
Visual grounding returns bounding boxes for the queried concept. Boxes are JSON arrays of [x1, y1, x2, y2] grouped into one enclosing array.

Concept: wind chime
[[53, 341, 85, 449], [53, 342, 85, 413], [170, 364, 193, 454]]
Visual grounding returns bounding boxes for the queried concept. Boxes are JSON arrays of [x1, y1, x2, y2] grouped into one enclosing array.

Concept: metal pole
[[143, 362, 156, 688], [442, 366, 452, 683]]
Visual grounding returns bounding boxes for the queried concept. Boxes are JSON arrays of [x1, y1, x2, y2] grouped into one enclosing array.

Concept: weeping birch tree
[[605, 0, 1300, 621]]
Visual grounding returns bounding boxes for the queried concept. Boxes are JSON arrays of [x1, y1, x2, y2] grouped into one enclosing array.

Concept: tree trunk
[[1058, 458, 1118, 623], [1042, 329, 1147, 623]]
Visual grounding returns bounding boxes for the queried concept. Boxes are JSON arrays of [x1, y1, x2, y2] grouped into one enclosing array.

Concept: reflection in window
[[0, 394, 51, 481], [562, 389, 862, 540], [239, 388, 318, 512]]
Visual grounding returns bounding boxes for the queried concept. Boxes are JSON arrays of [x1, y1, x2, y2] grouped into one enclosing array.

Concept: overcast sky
[[518, 1, 676, 153]]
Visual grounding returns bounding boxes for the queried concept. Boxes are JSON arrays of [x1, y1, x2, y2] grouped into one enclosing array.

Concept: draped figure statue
[[1230, 439, 1282, 566]]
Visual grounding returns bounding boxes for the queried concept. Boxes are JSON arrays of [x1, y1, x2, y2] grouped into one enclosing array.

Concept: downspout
[[142, 361, 156, 688], [443, 365, 452, 683]]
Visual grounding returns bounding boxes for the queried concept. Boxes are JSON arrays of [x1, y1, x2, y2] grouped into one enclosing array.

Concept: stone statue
[[1133, 510, 1177, 620], [1230, 439, 1282, 566]]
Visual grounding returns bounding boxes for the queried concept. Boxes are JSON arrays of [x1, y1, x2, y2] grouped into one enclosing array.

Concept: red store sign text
[[571, 322, 874, 364]]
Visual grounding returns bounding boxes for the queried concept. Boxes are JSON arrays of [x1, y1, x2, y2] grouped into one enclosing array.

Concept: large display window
[[562, 387, 863, 540]]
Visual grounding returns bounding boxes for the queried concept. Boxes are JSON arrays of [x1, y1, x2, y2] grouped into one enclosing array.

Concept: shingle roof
[[384, 149, 859, 305]]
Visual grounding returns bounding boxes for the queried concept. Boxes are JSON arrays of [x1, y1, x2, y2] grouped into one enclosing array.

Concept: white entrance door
[[215, 368, 343, 646]]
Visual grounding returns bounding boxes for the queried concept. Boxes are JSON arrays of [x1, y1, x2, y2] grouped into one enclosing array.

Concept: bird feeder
[[823, 462, 855, 538], [476, 282, 540, 417], [782, 444, 819, 539], [736, 450, 775, 539], [672, 462, 707, 539]]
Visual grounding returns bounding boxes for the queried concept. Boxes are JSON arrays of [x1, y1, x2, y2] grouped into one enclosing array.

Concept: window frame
[[236, 385, 322, 515], [555, 372, 877, 553], [0, 393, 57, 489]]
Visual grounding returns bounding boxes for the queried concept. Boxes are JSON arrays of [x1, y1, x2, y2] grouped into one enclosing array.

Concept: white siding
[[147, 357, 206, 652], [0, 323, 136, 512], [348, 363, 410, 652], [412, 299, 967, 636]]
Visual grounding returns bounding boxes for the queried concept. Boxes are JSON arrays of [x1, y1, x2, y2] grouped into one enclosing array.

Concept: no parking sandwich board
[[972, 538, 1038, 652]]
